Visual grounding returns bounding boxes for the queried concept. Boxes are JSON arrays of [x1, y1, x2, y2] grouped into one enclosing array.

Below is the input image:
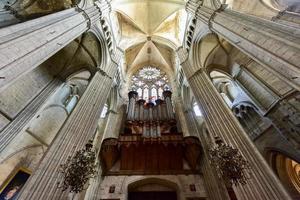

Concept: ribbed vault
[[111, 0, 187, 75]]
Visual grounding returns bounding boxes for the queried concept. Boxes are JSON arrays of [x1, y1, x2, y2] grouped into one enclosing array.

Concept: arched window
[[151, 87, 157, 100], [158, 88, 164, 99], [131, 66, 170, 102], [193, 102, 202, 117], [137, 88, 143, 98], [143, 87, 149, 101], [100, 104, 108, 118]]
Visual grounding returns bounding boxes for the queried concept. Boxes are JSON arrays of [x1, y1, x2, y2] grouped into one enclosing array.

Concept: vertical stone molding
[[183, 63, 291, 199], [0, 6, 102, 92], [0, 79, 61, 153], [177, 92, 230, 199], [102, 109, 125, 140], [173, 101, 191, 137], [233, 66, 280, 112], [186, 2, 300, 90], [17, 70, 115, 200]]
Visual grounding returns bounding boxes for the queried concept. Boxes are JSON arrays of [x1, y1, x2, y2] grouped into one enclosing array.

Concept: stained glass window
[[131, 66, 170, 101]]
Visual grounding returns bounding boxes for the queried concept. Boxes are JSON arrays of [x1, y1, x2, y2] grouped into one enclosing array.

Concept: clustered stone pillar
[[173, 101, 191, 137], [17, 63, 117, 199], [178, 43, 292, 199], [127, 91, 138, 121], [0, 5, 103, 92], [186, 0, 300, 90], [190, 113, 230, 200], [175, 93, 230, 199], [85, 106, 125, 200], [182, 64, 292, 199]]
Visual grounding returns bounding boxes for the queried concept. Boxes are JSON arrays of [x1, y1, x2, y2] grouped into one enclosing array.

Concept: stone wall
[[97, 175, 207, 200]]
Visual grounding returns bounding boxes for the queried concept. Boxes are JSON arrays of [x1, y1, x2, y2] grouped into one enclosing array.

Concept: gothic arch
[[127, 177, 180, 200], [266, 150, 300, 199], [191, 32, 229, 73], [88, 27, 111, 70], [43, 31, 105, 81]]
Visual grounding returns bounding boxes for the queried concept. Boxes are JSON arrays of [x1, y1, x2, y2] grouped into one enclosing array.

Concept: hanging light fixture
[[209, 137, 250, 186], [57, 140, 97, 193]]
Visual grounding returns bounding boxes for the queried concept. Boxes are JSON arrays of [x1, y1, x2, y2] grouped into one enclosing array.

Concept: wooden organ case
[[100, 91, 202, 175]]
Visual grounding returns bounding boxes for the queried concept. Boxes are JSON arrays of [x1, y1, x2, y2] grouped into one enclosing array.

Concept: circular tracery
[[139, 67, 161, 80], [131, 66, 170, 101]]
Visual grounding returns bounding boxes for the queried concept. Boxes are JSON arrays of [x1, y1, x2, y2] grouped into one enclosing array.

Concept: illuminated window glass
[[143, 88, 149, 100], [158, 88, 163, 98], [151, 87, 157, 100], [131, 66, 170, 101], [100, 104, 108, 118], [193, 103, 202, 117], [137, 88, 143, 98]]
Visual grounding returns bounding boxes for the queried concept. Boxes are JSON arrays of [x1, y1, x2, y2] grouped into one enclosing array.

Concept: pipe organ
[[100, 91, 202, 175], [126, 90, 176, 138]]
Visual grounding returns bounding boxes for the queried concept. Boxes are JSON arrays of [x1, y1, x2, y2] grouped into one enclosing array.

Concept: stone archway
[[127, 178, 179, 200], [267, 151, 300, 199]]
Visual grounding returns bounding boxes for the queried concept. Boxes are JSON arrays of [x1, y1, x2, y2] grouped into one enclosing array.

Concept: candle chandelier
[[209, 137, 250, 186], [57, 140, 97, 193]]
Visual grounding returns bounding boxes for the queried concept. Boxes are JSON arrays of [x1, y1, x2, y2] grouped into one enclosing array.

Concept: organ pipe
[[127, 91, 138, 120], [126, 90, 175, 138]]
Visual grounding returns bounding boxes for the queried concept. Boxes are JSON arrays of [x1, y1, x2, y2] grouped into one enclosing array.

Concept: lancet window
[[131, 66, 170, 101]]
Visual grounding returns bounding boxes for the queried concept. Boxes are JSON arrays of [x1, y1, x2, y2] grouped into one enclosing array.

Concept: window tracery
[[131, 66, 170, 101]]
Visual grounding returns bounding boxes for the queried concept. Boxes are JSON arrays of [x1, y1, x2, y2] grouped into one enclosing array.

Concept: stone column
[[17, 66, 116, 199], [102, 109, 125, 141], [84, 108, 125, 200], [233, 65, 280, 112], [196, 123, 230, 200], [0, 5, 103, 92], [175, 90, 230, 199], [186, 0, 300, 90], [178, 52, 291, 199], [173, 100, 192, 137]]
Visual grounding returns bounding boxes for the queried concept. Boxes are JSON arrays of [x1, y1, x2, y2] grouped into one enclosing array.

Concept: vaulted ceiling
[[111, 0, 187, 75]]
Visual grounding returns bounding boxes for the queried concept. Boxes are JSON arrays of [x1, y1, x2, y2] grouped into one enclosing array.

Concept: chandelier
[[209, 137, 250, 186], [57, 140, 97, 193]]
